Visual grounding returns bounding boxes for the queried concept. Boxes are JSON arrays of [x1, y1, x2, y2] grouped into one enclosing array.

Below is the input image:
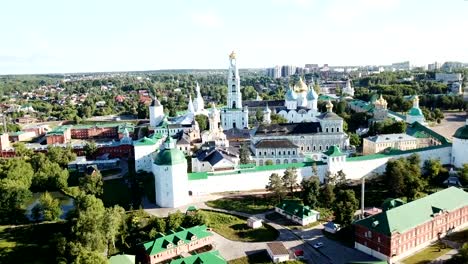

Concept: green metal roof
[[133, 137, 157, 146], [324, 145, 344, 157], [354, 187, 468, 236], [170, 251, 226, 264], [408, 107, 423, 116], [46, 125, 72, 136], [141, 225, 212, 255], [276, 199, 319, 219], [108, 254, 135, 264], [154, 148, 186, 166], [407, 122, 450, 145], [187, 161, 325, 181], [453, 124, 468, 140]]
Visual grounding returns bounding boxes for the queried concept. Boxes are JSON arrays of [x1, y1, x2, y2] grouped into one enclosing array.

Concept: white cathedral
[[133, 51, 468, 209]]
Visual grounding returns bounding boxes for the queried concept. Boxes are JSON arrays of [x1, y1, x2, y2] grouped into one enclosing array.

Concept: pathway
[[144, 194, 377, 263]]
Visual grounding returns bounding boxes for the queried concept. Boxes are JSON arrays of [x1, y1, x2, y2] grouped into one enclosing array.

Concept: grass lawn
[[0, 222, 65, 264], [205, 194, 276, 214], [401, 242, 452, 264], [102, 178, 132, 209], [201, 210, 278, 242], [228, 251, 303, 264]]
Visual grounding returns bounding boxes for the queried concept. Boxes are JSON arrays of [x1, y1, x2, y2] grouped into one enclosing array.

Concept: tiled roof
[[141, 225, 212, 255], [243, 100, 284, 108], [255, 139, 298, 149], [276, 199, 319, 219], [267, 242, 290, 255], [354, 187, 468, 236], [170, 250, 226, 264], [255, 122, 322, 136]]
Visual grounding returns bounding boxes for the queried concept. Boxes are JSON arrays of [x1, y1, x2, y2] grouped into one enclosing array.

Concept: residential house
[[275, 200, 320, 226]]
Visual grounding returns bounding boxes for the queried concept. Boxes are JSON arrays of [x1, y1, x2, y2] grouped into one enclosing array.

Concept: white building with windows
[[276, 78, 319, 123], [251, 101, 349, 165], [221, 51, 249, 130]]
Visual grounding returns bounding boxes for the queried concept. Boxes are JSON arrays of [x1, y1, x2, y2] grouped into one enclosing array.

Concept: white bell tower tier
[[149, 96, 164, 127], [152, 136, 190, 208], [221, 51, 249, 129]]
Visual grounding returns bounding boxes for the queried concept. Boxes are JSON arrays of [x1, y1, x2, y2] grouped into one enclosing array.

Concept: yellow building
[[363, 133, 418, 155]]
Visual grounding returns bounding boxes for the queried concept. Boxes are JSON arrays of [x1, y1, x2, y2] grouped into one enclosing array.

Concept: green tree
[[33, 192, 62, 221], [385, 158, 406, 197], [79, 169, 103, 196], [83, 142, 98, 158], [13, 142, 34, 159], [195, 114, 209, 131], [47, 145, 77, 167], [103, 205, 125, 254], [182, 211, 208, 227], [33, 160, 69, 190], [460, 164, 468, 186], [349, 133, 361, 147], [319, 184, 335, 209], [0, 181, 32, 223], [270, 113, 288, 124], [265, 160, 273, 165], [333, 189, 359, 227], [301, 176, 320, 208], [282, 167, 298, 196], [423, 158, 443, 184], [166, 210, 185, 230], [70, 194, 107, 253], [266, 173, 286, 203], [255, 108, 263, 123], [239, 144, 251, 164]]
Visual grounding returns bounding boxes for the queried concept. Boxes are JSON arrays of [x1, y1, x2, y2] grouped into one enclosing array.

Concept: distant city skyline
[[1, 0, 468, 74]]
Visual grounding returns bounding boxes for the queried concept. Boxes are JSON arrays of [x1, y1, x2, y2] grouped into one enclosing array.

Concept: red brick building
[[354, 187, 468, 262]]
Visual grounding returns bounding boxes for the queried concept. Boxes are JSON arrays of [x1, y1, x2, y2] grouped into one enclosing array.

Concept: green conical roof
[[324, 145, 344, 157], [454, 122, 468, 140], [154, 137, 186, 166], [408, 107, 423, 116]]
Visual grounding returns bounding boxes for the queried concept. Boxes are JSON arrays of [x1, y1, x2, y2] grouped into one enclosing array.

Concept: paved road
[[144, 194, 378, 263]]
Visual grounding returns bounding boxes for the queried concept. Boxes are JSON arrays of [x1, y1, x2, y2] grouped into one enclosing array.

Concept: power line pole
[[361, 176, 365, 219]]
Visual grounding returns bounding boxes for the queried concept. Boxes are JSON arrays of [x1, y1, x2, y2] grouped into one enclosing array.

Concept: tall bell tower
[[227, 51, 242, 109], [221, 51, 249, 130]]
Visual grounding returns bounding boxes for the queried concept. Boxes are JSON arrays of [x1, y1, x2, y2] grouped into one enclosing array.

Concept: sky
[[1, 0, 467, 74]]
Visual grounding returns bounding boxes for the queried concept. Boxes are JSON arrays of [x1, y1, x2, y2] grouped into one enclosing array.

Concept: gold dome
[[375, 95, 388, 107], [326, 100, 333, 112], [229, 51, 236, 60], [294, 77, 308, 92]]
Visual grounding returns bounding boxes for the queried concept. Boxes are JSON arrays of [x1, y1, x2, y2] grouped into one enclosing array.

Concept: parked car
[[313, 242, 324, 249]]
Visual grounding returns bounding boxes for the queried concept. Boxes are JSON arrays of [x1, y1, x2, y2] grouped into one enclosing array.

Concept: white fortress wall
[[187, 145, 452, 195]]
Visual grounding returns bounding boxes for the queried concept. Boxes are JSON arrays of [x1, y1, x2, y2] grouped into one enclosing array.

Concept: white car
[[313, 242, 324, 249]]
